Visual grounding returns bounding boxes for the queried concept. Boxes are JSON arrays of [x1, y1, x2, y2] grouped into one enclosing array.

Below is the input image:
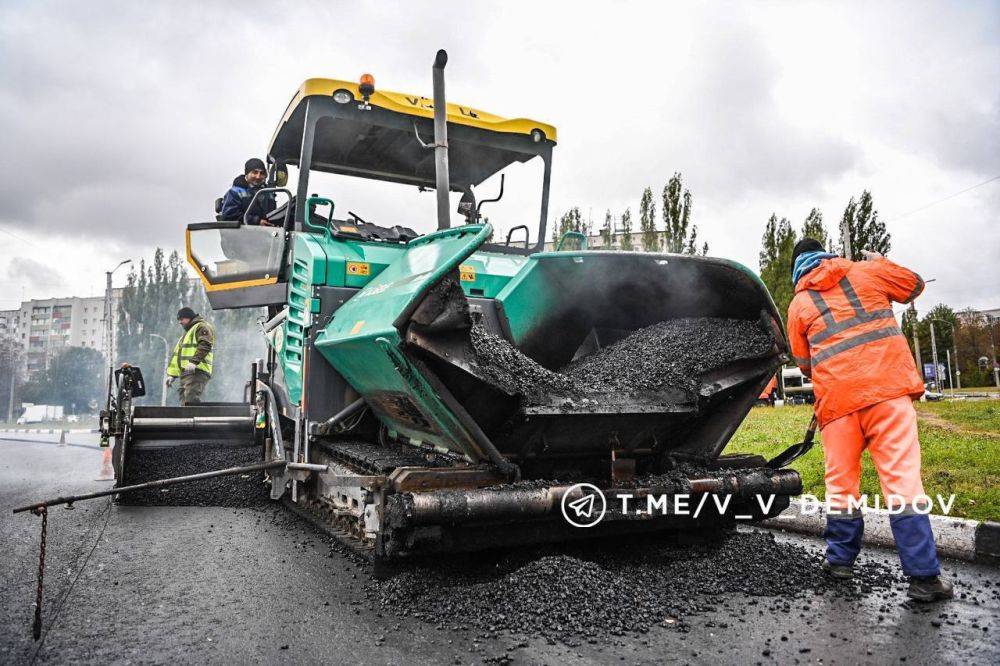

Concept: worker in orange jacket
[[787, 238, 952, 602]]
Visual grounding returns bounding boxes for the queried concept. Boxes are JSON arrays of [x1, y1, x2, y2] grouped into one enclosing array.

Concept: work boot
[[822, 559, 854, 580], [907, 576, 954, 602]]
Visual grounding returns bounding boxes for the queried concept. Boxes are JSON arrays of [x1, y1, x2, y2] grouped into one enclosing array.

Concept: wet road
[[1, 435, 997, 665]]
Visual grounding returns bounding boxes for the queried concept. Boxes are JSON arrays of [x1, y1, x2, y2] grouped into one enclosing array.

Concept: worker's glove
[[860, 249, 883, 261], [182, 362, 197, 375], [165, 376, 175, 388]]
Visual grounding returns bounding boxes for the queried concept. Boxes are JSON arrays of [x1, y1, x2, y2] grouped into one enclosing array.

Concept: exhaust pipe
[[432, 49, 450, 230]]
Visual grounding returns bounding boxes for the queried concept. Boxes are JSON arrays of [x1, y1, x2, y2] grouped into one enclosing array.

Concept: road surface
[[2, 433, 997, 664]]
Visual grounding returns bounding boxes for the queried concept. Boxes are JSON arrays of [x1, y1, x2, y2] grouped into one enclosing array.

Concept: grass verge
[[727, 401, 999, 522]]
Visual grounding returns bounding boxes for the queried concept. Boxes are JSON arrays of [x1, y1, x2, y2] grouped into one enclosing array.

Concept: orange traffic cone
[[95, 447, 114, 482]]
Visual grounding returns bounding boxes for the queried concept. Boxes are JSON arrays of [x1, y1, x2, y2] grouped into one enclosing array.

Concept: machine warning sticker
[[347, 261, 371, 276], [459, 264, 476, 281], [350, 320, 365, 334]]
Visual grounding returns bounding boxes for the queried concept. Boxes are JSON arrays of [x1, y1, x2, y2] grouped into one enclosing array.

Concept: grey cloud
[[6, 257, 67, 290]]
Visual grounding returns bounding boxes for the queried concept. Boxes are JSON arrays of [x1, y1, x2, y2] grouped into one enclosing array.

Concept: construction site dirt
[[3, 434, 998, 664]]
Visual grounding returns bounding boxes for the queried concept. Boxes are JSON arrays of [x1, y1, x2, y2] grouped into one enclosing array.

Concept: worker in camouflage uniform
[[166, 307, 215, 405]]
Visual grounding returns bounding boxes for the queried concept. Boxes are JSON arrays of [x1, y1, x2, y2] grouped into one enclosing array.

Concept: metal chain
[[31, 506, 47, 641]]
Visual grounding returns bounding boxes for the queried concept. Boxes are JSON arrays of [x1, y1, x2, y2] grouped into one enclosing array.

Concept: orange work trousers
[[820, 395, 925, 510]]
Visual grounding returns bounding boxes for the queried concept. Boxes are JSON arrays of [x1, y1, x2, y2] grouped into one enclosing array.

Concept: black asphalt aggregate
[[2, 435, 998, 665], [469, 318, 774, 400]]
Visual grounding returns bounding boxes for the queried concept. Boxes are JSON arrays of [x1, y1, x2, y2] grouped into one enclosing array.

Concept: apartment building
[[2, 292, 121, 379]]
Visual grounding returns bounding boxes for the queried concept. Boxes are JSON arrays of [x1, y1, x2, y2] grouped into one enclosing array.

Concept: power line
[[884, 174, 1000, 222], [0, 226, 44, 250]]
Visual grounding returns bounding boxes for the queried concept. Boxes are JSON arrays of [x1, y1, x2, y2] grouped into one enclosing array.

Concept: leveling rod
[[12, 460, 296, 514]]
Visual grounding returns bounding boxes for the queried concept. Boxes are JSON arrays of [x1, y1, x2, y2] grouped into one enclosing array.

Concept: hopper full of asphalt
[[469, 317, 774, 401]]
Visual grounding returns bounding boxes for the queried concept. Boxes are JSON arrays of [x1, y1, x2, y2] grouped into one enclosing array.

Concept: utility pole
[[931, 317, 960, 390], [929, 321, 940, 391], [4, 346, 15, 424], [945, 349, 953, 390], [102, 259, 132, 428], [840, 216, 853, 261], [150, 333, 170, 406], [103, 260, 132, 389], [909, 302, 922, 375]]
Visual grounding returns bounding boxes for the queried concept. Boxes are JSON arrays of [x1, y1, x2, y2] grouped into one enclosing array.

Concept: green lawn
[[727, 401, 1000, 522]]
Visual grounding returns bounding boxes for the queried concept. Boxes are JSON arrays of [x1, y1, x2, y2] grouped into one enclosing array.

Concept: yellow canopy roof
[[269, 78, 557, 154]]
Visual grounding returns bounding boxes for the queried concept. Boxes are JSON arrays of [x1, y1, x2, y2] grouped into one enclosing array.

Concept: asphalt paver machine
[[89, 50, 808, 558]]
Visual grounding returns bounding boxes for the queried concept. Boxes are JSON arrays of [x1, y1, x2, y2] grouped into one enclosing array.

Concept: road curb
[[763, 498, 999, 565]]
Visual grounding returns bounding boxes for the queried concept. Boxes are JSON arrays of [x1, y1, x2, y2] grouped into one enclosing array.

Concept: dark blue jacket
[[220, 175, 273, 224]]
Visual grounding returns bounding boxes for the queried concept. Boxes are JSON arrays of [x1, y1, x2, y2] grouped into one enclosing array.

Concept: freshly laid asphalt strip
[[469, 317, 774, 400], [366, 530, 911, 642], [118, 443, 268, 507], [3, 438, 998, 664]]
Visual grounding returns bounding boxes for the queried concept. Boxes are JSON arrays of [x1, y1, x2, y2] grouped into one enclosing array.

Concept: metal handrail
[[243, 187, 293, 228]]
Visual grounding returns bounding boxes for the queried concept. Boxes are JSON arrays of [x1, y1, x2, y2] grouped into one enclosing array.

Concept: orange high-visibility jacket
[[787, 257, 925, 427]]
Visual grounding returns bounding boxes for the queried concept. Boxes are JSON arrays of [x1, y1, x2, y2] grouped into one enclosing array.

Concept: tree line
[[114, 248, 265, 406], [758, 189, 891, 325], [552, 173, 707, 255]]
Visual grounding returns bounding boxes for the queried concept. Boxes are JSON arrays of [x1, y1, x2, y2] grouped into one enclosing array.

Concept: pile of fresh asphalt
[[366, 529, 901, 643], [118, 443, 268, 507], [469, 317, 773, 400]]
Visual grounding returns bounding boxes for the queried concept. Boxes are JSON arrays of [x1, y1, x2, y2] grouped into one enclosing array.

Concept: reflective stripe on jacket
[[786, 257, 924, 427], [167, 319, 215, 377]]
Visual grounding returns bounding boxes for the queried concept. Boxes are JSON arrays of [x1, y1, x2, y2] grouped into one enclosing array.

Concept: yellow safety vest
[[167, 320, 214, 377]]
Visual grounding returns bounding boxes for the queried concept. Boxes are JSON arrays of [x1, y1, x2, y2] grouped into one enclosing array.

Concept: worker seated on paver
[[786, 238, 953, 603], [165, 307, 215, 406], [219, 158, 274, 225]]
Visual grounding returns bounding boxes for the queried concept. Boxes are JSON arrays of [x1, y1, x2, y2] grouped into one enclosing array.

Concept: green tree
[[758, 214, 798, 324], [620, 208, 634, 251], [0, 337, 22, 422], [551, 207, 586, 248], [661, 172, 706, 255], [800, 207, 830, 249], [31, 346, 105, 413], [839, 190, 891, 258], [600, 209, 613, 249], [639, 187, 659, 252]]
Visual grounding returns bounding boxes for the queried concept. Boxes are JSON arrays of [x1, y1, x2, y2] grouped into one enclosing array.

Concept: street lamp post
[[102, 259, 132, 419], [149, 333, 170, 406]]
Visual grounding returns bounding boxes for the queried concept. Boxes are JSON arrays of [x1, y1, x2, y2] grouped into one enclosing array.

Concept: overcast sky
[[1, 0, 997, 314]]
